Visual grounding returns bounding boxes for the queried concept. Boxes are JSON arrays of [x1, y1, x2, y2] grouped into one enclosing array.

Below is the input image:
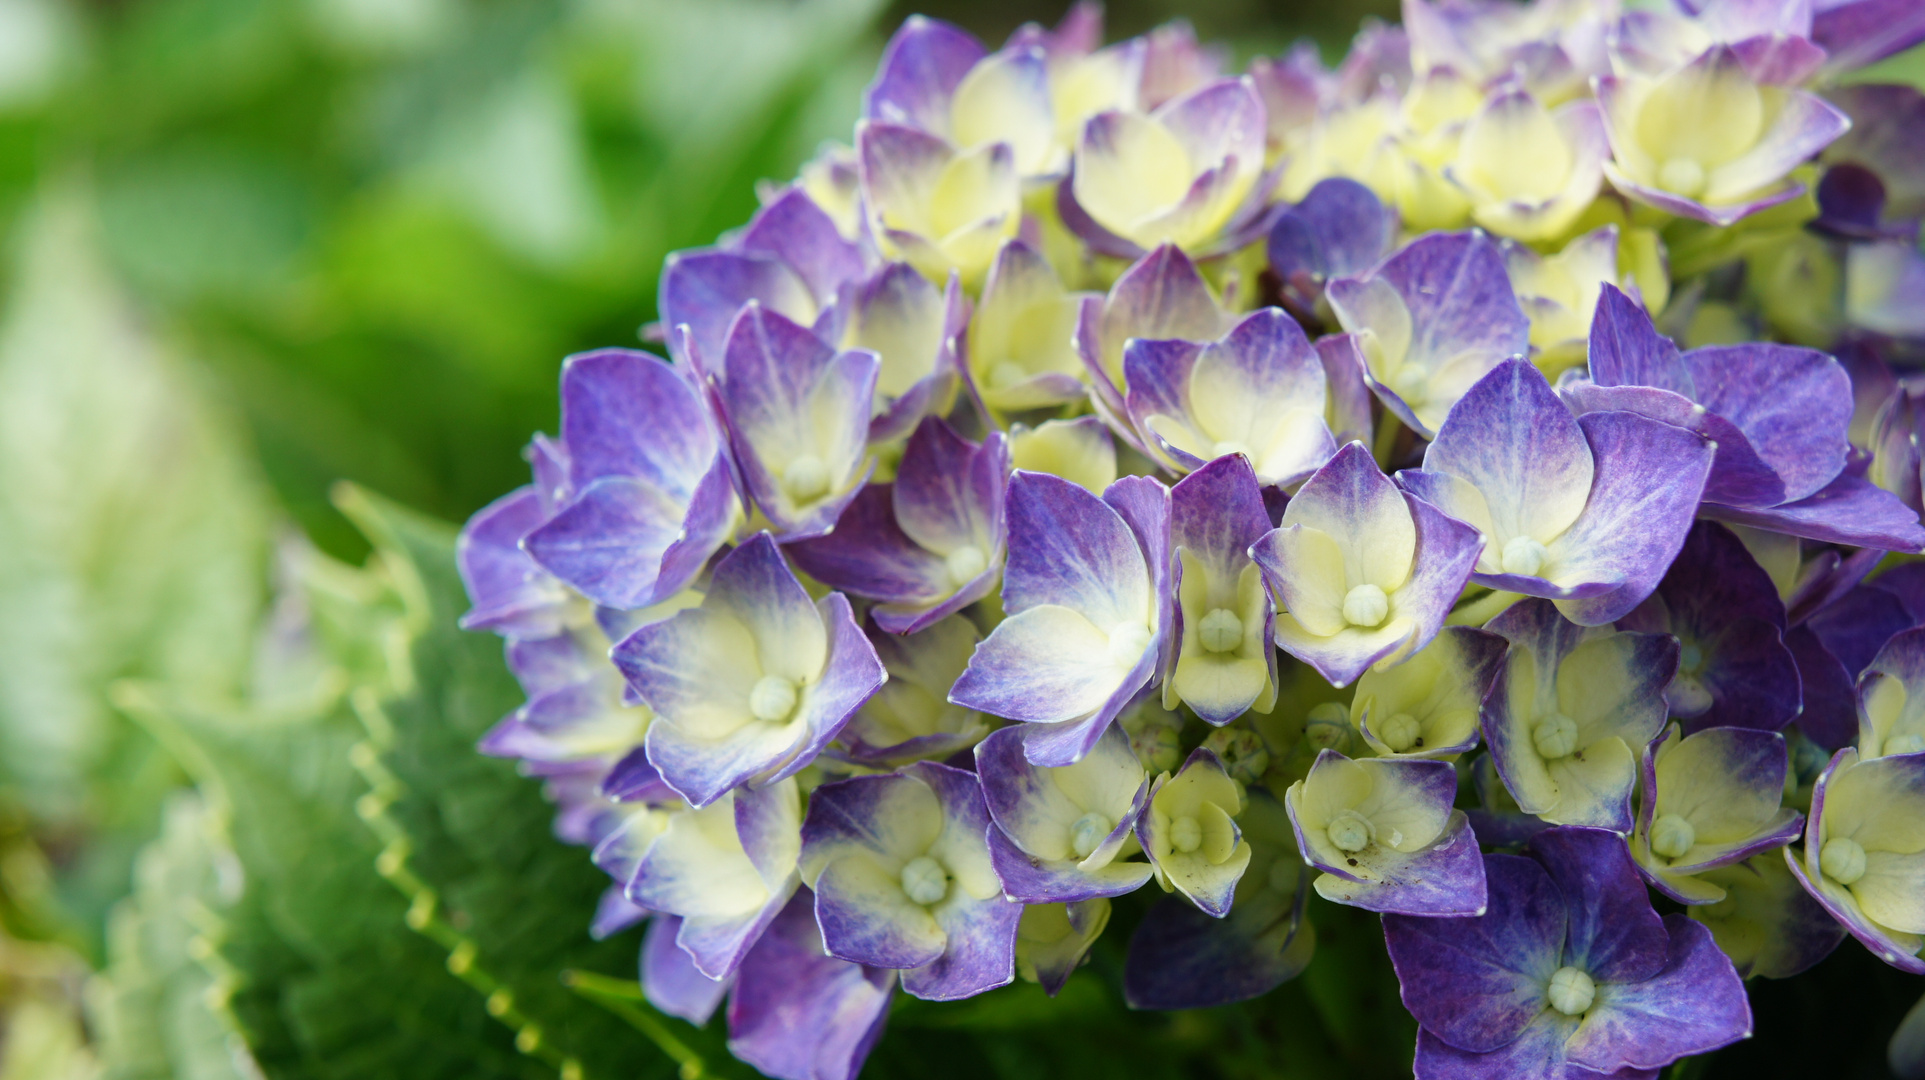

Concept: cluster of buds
[[458, 1, 1925, 1077]]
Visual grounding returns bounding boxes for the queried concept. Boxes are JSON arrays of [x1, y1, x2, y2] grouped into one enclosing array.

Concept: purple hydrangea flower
[[788, 417, 1007, 635], [1786, 747, 1925, 973], [1630, 724, 1804, 905], [520, 349, 741, 609], [976, 724, 1153, 903], [832, 261, 969, 444], [1163, 454, 1278, 723], [1325, 230, 1531, 438], [1596, 46, 1850, 226], [949, 472, 1172, 767], [1136, 748, 1251, 917], [837, 616, 989, 767], [800, 761, 1023, 1000], [1616, 521, 1801, 732], [1566, 285, 1925, 552], [1481, 597, 1678, 833], [623, 778, 802, 980], [1351, 625, 1508, 758], [1250, 442, 1483, 687], [714, 305, 879, 541], [611, 533, 885, 807], [1285, 749, 1487, 915], [1124, 308, 1341, 488], [1062, 76, 1273, 257], [1398, 357, 1715, 626], [1384, 826, 1753, 1079], [1075, 243, 1233, 437]]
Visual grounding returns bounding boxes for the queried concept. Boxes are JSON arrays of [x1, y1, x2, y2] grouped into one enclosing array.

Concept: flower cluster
[[458, 2, 1925, 1077]]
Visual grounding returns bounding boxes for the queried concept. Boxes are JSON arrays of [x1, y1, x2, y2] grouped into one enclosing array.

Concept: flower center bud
[[748, 675, 799, 723], [1650, 813, 1696, 859], [1679, 641, 1704, 674], [1326, 809, 1374, 853], [1546, 966, 1595, 1016], [1170, 815, 1203, 854], [944, 544, 987, 586], [782, 455, 831, 502], [1342, 584, 1389, 628], [1198, 608, 1243, 653], [1500, 536, 1547, 577], [988, 361, 1027, 390], [899, 855, 949, 905], [1819, 836, 1867, 885], [1108, 622, 1152, 665], [1532, 713, 1579, 760], [1070, 812, 1112, 859], [1885, 733, 1925, 756], [1379, 712, 1423, 753], [1210, 440, 1251, 461], [1657, 157, 1707, 198]]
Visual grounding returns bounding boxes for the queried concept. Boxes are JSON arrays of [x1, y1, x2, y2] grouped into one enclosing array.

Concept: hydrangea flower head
[[448, 3, 1925, 1071]]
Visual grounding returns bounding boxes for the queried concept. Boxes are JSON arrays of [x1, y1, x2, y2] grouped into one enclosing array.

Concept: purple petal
[[1548, 411, 1715, 626], [985, 825, 1154, 902], [1266, 177, 1396, 285], [1316, 334, 1376, 447], [1702, 470, 1925, 551], [591, 885, 648, 940], [1122, 885, 1313, 1009], [1808, 583, 1915, 679], [1686, 342, 1852, 506], [893, 418, 1006, 560], [727, 892, 896, 1080], [865, 16, 986, 132], [659, 250, 817, 376], [1076, 243, 1227, 415], [740, 187, 866, 304], [457, 488, 573, 638], [1001, 470, 1154, 626], [902, 891, 1021, 1000], [1529, 826, 1669, 984], [1787, 623, 1862, 749], [1586, 283, 1690, 395], [1559, 381, 1784, 510], [1382, 853, 1566, 1053], [784, 484, 951, 606], [1814, 0, 1925, 73], [1564, 916, 1751, 1073], [643, 915, 732, 1025]]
